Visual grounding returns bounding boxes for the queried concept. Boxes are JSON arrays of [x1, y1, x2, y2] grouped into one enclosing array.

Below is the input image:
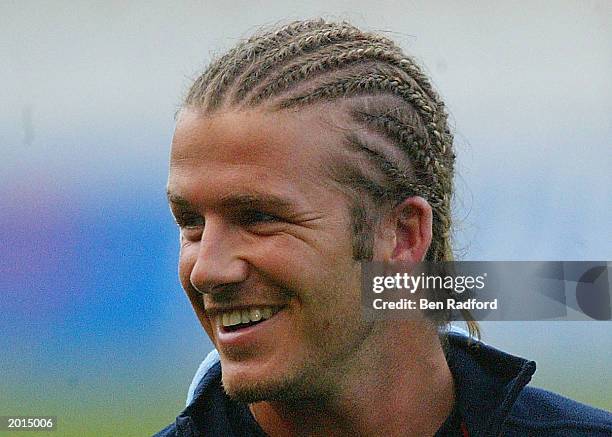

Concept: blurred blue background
[[1, 1, 610, 435]]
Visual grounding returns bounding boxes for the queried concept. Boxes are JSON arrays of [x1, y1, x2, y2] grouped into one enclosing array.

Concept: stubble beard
[[220, 317, 378, 405], [222, 359, 325, 405]]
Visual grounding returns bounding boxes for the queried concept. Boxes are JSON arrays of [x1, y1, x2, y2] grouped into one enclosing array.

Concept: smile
[[218, 306, 283, 331]]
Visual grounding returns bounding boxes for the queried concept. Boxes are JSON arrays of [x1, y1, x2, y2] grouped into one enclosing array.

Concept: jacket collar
[[445, 332, 536, 437], [179, 332, 536, 436]]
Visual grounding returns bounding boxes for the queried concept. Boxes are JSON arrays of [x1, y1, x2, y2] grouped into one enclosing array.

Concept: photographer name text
[[372, 297, 498, 311]]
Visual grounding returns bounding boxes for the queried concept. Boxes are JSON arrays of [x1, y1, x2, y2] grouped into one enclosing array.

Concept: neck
[[249, 323, 455, 437]]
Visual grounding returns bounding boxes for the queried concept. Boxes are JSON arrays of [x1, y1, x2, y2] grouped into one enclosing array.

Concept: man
[[157, 19, 611, 436]]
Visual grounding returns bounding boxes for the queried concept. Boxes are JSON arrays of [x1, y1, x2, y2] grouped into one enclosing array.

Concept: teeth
[[249, 308, 262, 321], [240, 310, 250, 324], [229, 311, 241, 326], [222, 313, 230, 327], [220, 307, 279, 327]]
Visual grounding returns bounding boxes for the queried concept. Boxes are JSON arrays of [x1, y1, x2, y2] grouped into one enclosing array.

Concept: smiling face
[[168, 107, 382, 402]]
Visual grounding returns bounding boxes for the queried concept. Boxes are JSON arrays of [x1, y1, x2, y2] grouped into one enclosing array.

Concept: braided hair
[[182, 19, 478, 337]]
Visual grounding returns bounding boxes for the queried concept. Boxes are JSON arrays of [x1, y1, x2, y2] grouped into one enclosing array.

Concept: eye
[[176, 211, 204, 228], [238, 210, 280, 226], [173, 211, 204, 241]]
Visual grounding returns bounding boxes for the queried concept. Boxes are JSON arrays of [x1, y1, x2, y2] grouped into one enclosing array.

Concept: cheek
[[247, 235, 325, 293], [250, 233, 360, 308], [178, 243, 211, 333], [178, 241, 196, 289]]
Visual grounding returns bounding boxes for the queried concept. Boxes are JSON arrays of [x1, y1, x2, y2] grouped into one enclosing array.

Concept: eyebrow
[[166, 191, 297, 212]]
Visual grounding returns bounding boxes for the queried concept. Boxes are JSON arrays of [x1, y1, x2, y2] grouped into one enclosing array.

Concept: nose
[[189, 218, 249, 294]]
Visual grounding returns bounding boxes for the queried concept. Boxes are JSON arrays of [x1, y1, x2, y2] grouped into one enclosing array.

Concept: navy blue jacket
[[154, 333, 612, 436]]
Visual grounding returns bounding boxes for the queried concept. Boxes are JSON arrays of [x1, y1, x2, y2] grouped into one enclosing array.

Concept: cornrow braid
[[248, 41, 440, 108], [234, 29, 397, 104], [277, 69, 444, 148], [188, 19, 330, 109], [345, 134, 444, 207], [351, 110, 438, 180]]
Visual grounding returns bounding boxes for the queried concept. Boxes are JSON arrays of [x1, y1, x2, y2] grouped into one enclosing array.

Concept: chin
[[222, 372, 294, 404], [221, 361, 321, 404]]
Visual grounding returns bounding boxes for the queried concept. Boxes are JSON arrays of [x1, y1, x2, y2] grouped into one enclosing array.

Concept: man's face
[[167, 108, 378, 402]]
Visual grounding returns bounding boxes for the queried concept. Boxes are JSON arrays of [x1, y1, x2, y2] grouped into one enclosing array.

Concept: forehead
[[168, 108, 346, 203]]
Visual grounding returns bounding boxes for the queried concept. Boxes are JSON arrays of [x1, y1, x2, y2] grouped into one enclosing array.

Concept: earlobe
[[390, 197, 433, 263]]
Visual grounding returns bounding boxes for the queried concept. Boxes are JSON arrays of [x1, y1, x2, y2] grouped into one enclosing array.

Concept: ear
[[378, 196, 432, 263]]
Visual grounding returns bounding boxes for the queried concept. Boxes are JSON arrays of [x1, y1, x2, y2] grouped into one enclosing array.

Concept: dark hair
[[181, 18, 479, 338]]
